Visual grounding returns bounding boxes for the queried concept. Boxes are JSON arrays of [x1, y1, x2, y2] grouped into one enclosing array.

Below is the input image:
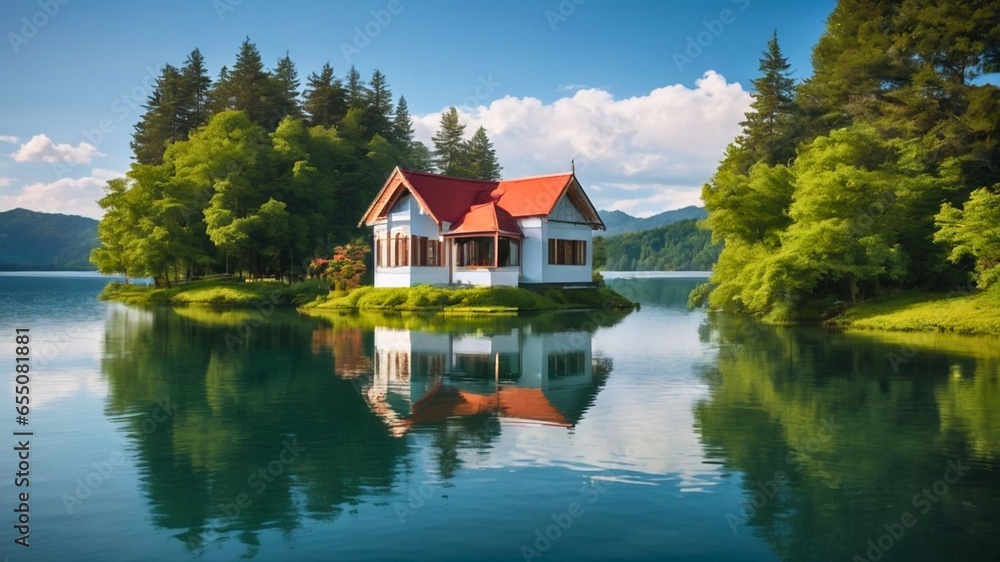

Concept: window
[[410, 236, 443, 266], [457, 237, 494, 267], [394, 234, 409, 266], [377, 237, 388, 267], [498, 238, 519, 267], [548, 239, 586, 265], [548, 352, 586, 378]]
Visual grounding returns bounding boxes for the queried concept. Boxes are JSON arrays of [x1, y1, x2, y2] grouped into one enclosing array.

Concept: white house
[[359, 167, 606, 287]]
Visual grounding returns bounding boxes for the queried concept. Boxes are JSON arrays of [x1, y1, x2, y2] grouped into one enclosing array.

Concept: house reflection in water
[[360, 327, 611, 436]]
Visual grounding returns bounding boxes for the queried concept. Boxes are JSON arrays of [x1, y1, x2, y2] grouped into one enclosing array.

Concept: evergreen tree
[[345, 66, 369, 110], [179, 48, 212, 135], [431, 106, 468, 176], [207, 65, 235, 114], [739, 31, 798, 166], [303, 62, 347, 128], [465, 126, 502, 180], [364, 69, 394, 139], [271, 52, 303, 123], [223, 37, 276, 129], [131, 64, 184, 165], [404, 141, 435, 172], [390, 96, 414, 148]]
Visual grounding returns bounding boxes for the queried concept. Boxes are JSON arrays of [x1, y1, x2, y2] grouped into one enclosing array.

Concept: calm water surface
[[0, 272, 998, 561]]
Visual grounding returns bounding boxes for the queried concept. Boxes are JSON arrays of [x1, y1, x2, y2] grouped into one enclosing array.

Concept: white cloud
[[0, 168, 123, 219], [0, 177, 15, 188], [413, 71, 751, 217], [0, 135, 18, 143], [11, 134, 104, 164]]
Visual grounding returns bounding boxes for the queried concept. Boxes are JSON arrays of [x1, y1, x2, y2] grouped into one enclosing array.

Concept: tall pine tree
[[345, 66, 369, 110], [739, 31, 798, 166], [217, 37, 276, 129], [271, 52, 303, 123], [465, 126, 502, 180], [364, 69, 394, 139], [390, 96, 414, 148], [431, 106, 468, 176], [131, 64, 184, 165], [179, 48, 212, 136], [303, 62, 347, 127]]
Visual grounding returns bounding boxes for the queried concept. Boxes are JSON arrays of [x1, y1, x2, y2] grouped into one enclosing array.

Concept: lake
[[1, 272, 998, 561]]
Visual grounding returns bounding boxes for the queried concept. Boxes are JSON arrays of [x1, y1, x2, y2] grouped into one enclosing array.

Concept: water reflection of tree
[[101, 306, 407, 557], [695, 313, 1000, 561], [102, 305, 622, 557]]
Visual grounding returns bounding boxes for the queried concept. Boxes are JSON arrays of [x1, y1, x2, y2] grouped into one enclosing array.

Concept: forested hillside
[[594, 219, 720, 271], [0, 208, 98, 270], [696, 2, 1000, 320], [91, 39, 503, 287], [598, 206, 707, 236]]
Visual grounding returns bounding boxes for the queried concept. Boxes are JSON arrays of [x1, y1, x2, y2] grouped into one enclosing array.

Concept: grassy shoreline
[[826, 288, 1000, 336], [100, 279, 637, 313], [99, 278, 328, 307], [303, 285, 636, 313]]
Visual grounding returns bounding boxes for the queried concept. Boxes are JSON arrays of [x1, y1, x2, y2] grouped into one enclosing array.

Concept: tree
[[390, 96, 414, 148], [364, 69, 394, 139], [324, 240, 370, 291], [404, 141, 435, 172], [697, 1, 1000, 319], [431, 107, 468, 176], [345, 66, 368, 110], [739, 31, 798, 166], [179, 48, 212, 135], [271, 52, 303, 123], [935, 186, 1000, 288], [303, 62, 347, 128], [131, 64, 184, 165], [465, 126, 502, 180], [207, 65, 235, 114], [214, 37, 277, 129], [91, 178, 142, 280]]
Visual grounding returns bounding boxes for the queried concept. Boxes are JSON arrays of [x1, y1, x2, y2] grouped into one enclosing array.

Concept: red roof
[[403, 386, 570, 428], [360, 168, 605, 232], [448, 201, 523, 237]]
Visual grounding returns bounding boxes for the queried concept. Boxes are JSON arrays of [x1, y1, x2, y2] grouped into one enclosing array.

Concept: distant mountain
[[0, 208, 99, 270], [597, 206, 707, 236]]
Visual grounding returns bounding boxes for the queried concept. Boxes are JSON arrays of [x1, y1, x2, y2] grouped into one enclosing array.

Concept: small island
[[100, 277, 635, 314]]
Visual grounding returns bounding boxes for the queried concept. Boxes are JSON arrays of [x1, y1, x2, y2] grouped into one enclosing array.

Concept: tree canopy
[[698, 1, 1000, 320], [98, 39, 505, 286]]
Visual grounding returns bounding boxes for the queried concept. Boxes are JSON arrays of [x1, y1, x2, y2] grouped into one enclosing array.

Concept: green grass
[[827, 287, 1000, 336], [304, 284, 635, 313], [100, 278, 329, 307]]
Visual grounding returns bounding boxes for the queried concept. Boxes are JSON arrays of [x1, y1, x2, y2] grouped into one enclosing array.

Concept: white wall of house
[[541, 220, 593, 284], [518, 193, 595, 285], [518, 331, 593, 389], [453, 266, 520, 287], [374, 193, 449, 287], [519, 217, 545, 284]]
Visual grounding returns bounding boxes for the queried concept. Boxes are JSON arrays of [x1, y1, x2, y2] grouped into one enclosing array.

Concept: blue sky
[[0, 0, 837, 218]]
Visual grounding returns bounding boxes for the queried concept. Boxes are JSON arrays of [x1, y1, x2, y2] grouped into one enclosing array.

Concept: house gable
[[549, 192, 587, 223]]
